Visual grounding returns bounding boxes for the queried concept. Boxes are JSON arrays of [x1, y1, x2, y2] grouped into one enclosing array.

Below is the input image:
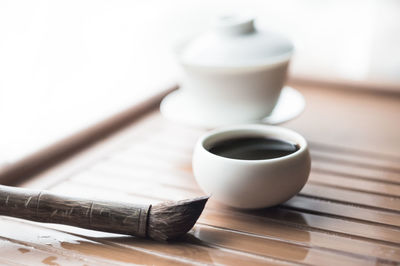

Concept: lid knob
[[216, 15, 255, 35]]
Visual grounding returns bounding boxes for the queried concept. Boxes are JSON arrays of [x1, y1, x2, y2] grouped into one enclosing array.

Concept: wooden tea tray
[[1, 82, 400, 265]]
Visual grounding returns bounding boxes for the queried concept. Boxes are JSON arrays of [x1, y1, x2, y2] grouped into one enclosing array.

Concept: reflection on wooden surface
[[1, 83, 400, 265]]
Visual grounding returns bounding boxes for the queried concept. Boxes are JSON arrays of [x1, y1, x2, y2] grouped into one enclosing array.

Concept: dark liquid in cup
[[208, 137, 300, 160]]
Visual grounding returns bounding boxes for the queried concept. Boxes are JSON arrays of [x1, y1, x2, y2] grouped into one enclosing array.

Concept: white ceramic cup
[[192, 124, 311, 209], [176, 16, 294, 123]]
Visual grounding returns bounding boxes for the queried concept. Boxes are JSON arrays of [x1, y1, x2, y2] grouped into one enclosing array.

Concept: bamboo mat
[[1, 84, 400, 265]]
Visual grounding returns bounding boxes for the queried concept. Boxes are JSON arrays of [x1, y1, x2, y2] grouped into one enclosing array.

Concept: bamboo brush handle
[[0, 185, 150, 237]]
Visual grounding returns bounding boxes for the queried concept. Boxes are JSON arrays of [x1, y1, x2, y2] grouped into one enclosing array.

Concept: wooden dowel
[[0, 185, 150, 237]]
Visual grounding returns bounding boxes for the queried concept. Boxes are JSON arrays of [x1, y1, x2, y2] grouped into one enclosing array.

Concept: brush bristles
[[147, 196, 209, 241]]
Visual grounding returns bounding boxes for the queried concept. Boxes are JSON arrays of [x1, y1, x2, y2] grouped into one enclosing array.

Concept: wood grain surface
[[1, 83, 400, 265]]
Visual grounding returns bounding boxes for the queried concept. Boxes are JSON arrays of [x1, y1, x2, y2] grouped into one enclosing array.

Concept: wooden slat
[[309, 144, 400, 170], [300, 184, 400, 213], [283, 196, 400, 228], [0, 224, 116, 266], [0, 238, 93, 266], [311, 161, 400, 185], [308, 172, 400, 197]]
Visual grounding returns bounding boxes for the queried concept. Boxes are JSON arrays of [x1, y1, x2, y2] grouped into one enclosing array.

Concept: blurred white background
[[1, 0, 399, 163]]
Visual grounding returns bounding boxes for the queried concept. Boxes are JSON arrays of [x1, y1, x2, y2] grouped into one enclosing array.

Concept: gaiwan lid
[[180, 15, 294, 68]]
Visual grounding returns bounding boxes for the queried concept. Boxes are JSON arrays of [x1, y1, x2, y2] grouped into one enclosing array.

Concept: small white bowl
[[192, 124, 311, 209]]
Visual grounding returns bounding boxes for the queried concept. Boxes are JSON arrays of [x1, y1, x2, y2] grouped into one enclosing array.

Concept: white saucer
[[160, 86, 305, 128]]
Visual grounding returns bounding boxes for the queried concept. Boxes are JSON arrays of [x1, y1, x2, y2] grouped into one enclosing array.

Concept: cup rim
[[198, 124, 307, 164]]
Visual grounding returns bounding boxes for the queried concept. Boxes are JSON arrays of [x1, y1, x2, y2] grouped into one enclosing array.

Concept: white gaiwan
[[161, 15, 297, 128]]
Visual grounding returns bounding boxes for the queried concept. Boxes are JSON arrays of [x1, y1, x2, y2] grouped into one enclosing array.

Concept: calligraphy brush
[[0, 185, 209, 241]]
